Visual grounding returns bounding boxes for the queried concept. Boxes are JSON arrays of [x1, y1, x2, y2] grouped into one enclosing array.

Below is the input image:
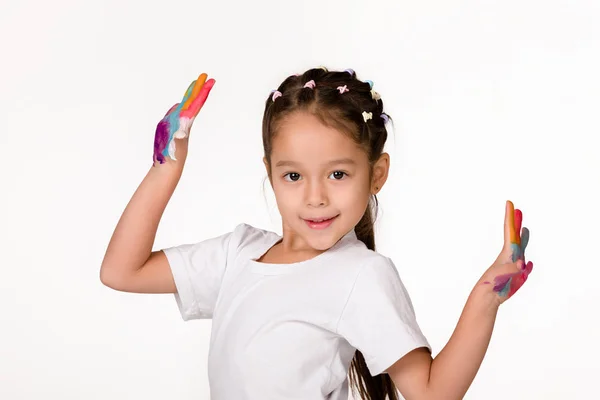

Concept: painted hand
[[153, 73, 215, 164], [480, 200, 534, 304]]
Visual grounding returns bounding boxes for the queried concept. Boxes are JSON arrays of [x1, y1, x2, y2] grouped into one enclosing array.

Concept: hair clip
[[271, 90, 282, 101], [362, 111, 373, 122], [365, 80, 374, 89], [344, 69, 354, 75], [371, 90, 381, 100], [337, 85, 349, 94], [317, 66, 328, 71], [381, 113, 389, 124], [304, 80, 316, 89]]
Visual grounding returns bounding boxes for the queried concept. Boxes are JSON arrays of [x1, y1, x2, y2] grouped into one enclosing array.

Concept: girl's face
[[265, 111, 388, 253]]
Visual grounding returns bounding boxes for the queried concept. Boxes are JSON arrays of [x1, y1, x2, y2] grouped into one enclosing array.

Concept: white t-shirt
[[162, 223, 430, 400]]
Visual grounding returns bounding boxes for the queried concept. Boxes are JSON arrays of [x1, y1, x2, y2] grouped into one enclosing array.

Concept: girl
[[100, 67, 534, 400]]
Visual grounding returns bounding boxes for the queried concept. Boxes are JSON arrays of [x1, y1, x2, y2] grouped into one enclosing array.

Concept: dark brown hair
[[261, 67, 398, 400]]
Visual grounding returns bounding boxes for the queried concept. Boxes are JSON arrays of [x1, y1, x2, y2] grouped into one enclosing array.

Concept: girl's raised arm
[[100, 73, 215, 293]]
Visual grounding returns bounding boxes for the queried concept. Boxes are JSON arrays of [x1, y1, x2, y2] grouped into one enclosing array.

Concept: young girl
[[100, 67, 534, 400]]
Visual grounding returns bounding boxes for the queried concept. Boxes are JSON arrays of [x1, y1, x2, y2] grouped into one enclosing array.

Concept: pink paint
[[492, 260, 533, 299], [486, 201, 534, 300]]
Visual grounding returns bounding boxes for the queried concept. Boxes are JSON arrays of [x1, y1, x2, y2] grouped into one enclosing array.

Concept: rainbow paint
[[492, 201, 534, 299], [153, 73, 215, 164]]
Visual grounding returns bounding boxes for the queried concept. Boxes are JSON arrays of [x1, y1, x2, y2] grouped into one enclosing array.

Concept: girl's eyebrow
[[275, 158, 357, 168]]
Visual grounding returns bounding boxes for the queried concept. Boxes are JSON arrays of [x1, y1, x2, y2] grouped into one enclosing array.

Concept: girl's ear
[[371, 153, 390, 195]]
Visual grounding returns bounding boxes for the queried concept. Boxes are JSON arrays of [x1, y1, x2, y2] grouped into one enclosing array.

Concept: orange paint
[[182, 73, 207, 111], [508, 201, 516, 244]]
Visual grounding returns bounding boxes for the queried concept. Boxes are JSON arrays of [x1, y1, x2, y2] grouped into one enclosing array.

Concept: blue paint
[[511, 243, 522, 262], [521, 228, 529, 252], [160, 81, 196, 158], [510, 227, 530, 262]]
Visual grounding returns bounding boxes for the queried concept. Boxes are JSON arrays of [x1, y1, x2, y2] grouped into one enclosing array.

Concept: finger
[[504, 200, 516, 247], [177, 80, 197, 110], [524, 260, 533, 275], [514, 208, 522, 246], [510, 243, 522, 262], [182, 73, 208, 111], [521, 227, 530, 254], [185, 78, 215, 118]]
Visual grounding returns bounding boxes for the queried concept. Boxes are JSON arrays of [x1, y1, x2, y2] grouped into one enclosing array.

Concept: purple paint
[[153, 119, 170, 164]]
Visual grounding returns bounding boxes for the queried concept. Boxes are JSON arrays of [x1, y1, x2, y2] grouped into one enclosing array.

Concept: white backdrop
[[1, 0, 598, 399]]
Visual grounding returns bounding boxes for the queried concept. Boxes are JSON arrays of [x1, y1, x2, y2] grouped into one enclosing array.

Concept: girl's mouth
[[304, 215, 338, 230]]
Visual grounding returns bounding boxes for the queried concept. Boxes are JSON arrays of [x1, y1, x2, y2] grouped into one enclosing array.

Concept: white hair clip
[[304, 80, 316, 89], [337, 85, 349, 94], [371, 90, 381, 100], [362, 111, 373, 122]]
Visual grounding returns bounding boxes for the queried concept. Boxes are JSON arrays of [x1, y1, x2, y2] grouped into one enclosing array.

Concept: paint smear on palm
[[493, 260, 533, 298], [493, 201, 533, 298], [153, 73, 214, 164]]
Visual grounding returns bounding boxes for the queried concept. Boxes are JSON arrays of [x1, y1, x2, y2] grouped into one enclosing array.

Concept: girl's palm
[[153, 73, 215, 164], [481, 200, 534, 304]]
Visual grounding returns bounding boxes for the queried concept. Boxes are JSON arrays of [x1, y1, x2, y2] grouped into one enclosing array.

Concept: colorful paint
[[491, 201, 534, 299], [153, 73, 215, 164]]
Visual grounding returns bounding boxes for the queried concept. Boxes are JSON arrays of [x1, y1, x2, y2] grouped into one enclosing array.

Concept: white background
[[1, 0, 598, 399]]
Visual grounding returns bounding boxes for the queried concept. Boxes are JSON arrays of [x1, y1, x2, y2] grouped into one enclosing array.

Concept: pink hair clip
[[304, 80, 316, 89], [271, 90, 282, 101], [337, 85, 349, 94]]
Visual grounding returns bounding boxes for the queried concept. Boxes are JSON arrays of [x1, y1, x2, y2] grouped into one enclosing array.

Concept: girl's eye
[[284, 172, 301, 182], [329, 171, 347, 180]]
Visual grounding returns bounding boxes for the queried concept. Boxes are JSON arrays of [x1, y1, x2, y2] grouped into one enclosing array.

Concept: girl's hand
[[479, 200, 534, 305], [153, 73, 215, 165]]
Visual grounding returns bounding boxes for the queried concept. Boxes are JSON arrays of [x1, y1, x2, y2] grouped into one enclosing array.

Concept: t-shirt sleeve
[[336, 256, 431, 376], [161, 224, 245, 321]]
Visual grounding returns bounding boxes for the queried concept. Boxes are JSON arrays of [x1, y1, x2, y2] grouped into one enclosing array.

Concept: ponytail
[[348, 196, 400, 400], [354, 197, 376, 251]]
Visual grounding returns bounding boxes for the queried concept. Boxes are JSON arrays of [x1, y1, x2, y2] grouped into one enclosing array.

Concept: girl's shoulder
[[334, 232, 393, 263], [322, 232, 400, 280], [229, 222, 279, 246], [224, 223, 281, 258]]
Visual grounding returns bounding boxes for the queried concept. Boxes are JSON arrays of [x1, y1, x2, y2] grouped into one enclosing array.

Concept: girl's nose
[[305, 182, 328, 207]]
